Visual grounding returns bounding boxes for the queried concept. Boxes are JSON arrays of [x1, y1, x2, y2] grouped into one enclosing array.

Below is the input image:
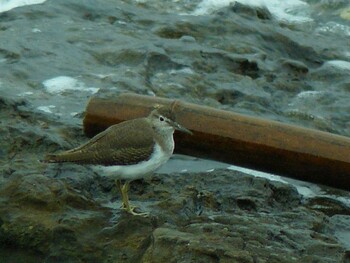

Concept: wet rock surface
[[1, 0, 350, 262], [1, 163, 349, 262], [1, 0, 350, 134]]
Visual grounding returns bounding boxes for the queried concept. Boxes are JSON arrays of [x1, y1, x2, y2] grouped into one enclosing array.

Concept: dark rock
[[0, 0, 349, 262], [0, 169, 347, 262], [280, 59, 309, 74], [306, 197, 350, 216], [0, 173, 110, 262], [229, 2, 272, 20]]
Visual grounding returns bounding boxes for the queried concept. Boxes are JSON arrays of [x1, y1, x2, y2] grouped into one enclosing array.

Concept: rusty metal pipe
[[83, 93, 350, 190]]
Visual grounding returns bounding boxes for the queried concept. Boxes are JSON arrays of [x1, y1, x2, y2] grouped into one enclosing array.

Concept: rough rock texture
[[1, 0, 350, 262], [1, 0, 350, 134], [0, 167, 349, 262]]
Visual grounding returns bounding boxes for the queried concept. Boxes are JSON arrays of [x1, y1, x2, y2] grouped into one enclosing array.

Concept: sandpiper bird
[[45, 103, 192, 216]]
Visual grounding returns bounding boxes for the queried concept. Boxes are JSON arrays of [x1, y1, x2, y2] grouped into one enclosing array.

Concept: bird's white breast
[[94, 142, 173, 181]]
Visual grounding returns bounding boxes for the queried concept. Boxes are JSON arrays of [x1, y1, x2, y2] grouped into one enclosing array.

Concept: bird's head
[[149, 103, 192, 135]]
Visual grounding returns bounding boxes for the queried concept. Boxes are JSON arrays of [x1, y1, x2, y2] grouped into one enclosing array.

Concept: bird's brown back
[[44, 118, 155, 166]]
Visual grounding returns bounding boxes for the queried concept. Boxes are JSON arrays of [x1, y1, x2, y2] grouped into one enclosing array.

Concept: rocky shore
[[1, 0, 350, 262]]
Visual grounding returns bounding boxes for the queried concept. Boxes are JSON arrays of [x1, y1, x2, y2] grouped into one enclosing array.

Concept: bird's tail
[[41, 150, 93, 164], [41, 153, 66, 163]]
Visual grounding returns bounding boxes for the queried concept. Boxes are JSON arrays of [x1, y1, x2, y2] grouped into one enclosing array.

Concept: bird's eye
[[159, 116, 165, 122]]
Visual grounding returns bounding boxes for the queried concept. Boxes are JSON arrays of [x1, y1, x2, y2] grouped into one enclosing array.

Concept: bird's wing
[[45, 118, 155, 165]]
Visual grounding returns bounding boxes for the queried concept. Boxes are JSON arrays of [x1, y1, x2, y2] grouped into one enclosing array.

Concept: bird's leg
[[115, 180, 148, 217], [117, 180, 132, 210]]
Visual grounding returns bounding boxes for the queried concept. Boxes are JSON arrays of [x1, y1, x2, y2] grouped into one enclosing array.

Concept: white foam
[[296, 90, 322, 98], [32, 28, 41, 33], [325, 60, 350, 71], [227, 165, 320, 198], [193, 0, 235, 15], [37, 105, 55, 113], [43, 76, 99, 94], [331, 196, 350, 207], [169, 67, 194, 75], [295, 185, 317, 198], [193, 0, 312, 23], [0, 0, 46, 13], [227, 165, 289, 184], [18, 91, 34, 96], [316, 22, 350, 36]]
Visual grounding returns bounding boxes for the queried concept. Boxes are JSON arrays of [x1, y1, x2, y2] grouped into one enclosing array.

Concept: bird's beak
[[171, 121, 193, 135]]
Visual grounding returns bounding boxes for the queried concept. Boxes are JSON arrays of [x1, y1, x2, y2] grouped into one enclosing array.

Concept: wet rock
[[0, 0, 349, 262], [0, 170, 344, 262], [4, 178, 68, 207], [142, 227, 252, 263], [179, 35, 196, 43], [92, 48, 147, 67], [229, 1, 272, 20], [1, 168, 348, 262], [306, 196, 350, 216], [0, 48, 20, 63], [1, 0, 349, 133], [138, 171, 345, 262], [155, 23, 199, 40], [0, 173, 109, 262], [280, 59, 309, 75]]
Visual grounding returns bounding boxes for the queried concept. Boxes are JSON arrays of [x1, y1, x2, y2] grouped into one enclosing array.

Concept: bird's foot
[[116, 180, 149, 217], [121, 203, 149, 217]]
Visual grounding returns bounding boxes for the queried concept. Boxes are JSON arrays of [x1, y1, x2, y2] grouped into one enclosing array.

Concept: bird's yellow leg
[[115, 180, 148, 217]]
